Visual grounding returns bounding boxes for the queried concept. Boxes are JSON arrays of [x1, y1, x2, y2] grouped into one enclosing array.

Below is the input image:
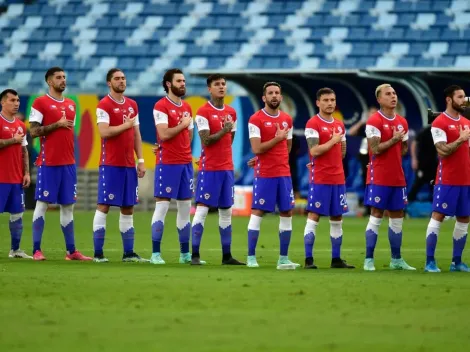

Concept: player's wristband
[[138, 159, 144, 163]]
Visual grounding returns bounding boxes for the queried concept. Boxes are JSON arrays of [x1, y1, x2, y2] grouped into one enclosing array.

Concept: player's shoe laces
[[66, 251, 92, 261], [93, 255, 109, 263], [222, 256, 245, 265], [150, 252, 165, 264], [122, 252, 149, 263], [8, 249, 32, 259], [304, 257, 318, 269], [424, 260, 441, 273], [450, 262, 470, 272], [277, 256, 300, 270], [389, 258, 416, 270], [33, 250, 46, 261], [331, 258, 355, 268], [247, 255, 259, 268], [363, 258, 376, 271]]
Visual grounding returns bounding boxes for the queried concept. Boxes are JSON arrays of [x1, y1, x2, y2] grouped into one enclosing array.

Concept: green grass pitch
[[1, 211, 469, 352]]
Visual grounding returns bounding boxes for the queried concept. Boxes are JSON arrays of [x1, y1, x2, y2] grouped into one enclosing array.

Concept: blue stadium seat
[[205, 57, 226, 69], [437, 56, 455, 67], [118, 58, 136, 70], [408, 43, 429, 56], [352, 43, 371, 56], [263, 58, 282, 69], [357, 57, 376, 68], [341, 57, 358, 69], [370, 43, 389, 56], [398, 57, 415, 67], [15, 58, 31, 70], [42, 16, 59, 29], [98, 43, 115, 57], [281, 58, 299, 69], [247, 58, 263, 69], [448, 42, 468, 55]]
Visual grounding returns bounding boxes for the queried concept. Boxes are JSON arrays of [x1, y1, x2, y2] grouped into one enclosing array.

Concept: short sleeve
[[248, 123, 261, 138], [29, 102, 44, 124], [153, 109, 168, 125], [365, 124, 381, 138], [305, 128, 319, 139], [96, 107, 110, 124], [195, 114, 209, 131], [431, 127, 447, 144]]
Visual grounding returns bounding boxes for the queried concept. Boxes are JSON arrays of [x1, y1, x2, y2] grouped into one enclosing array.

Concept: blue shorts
[[35, 165, 77, 205], [306, 184, 348, 216], [364, 184, 407, 211], [154, 163, 193, 200], [98, 166, 138, 207], [195, 170, 234, 208], [433, 185, 470, 217], [252, 176, 294, 213], [0, 183, 24, 214]]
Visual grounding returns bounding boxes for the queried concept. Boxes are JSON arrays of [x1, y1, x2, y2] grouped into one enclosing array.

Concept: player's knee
[[97, 204, 110, 214], [120, 206, 134, 216], [251, 209, 264, 217], [431, 212, 446, 222], [194, 205, 209, 221], [368, 215, 382, 227], [308, 212, 320, 222], [389, 217, 404, 232], [371, 207, 384, 218], [280, 210, 292, 217]]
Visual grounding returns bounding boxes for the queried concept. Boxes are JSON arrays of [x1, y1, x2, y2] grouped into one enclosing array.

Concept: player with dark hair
[[425, 85, 470, 272], [150, 68, 195, 264], [92, 68, 147, 262], [0, 89, 32, 258], [246, 82, 299, 269], [363, 84, 415, 271], [303, 88, 354, 269], [29, 67, 91, 261], [190, 74, 244, 265]]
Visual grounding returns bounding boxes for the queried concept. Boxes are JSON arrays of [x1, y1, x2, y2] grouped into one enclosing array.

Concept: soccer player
[[150, 68, 194, 265], [425, 85, 470, 272], [92, 68, 147, 262], [29, 67, 91, 261], [303, 88, 355, 269], [191, 74, 244, 265], [246, 82, 299, 269], [0, 89, 32, 259], [363, 84, 415, 271]]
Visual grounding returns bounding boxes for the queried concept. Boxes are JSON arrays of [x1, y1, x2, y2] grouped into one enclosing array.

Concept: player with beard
[[363, 84, 415, 271], [0, 89, 32, 259], [29, 67, 91, 261], [246, 82, 299, 269], [150, 68, 195, 265], [425, 85, 470, 272], [92, 68, 147, 262], [303, 88, 355, 269], [191, 74, 244, 265]]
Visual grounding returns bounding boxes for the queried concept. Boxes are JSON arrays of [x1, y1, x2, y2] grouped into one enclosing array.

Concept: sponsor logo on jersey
[[51, 105, 57, 109], [384, 124, 389, 128], [114, 108, 120, 113], [449, 125, 456, 130], [264, 121, 272, 127]]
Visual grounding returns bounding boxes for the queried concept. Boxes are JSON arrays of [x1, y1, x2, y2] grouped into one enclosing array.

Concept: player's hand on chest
[[112, 106, 135, 124], [319, 123, 343, 143], [1, 124, 22, 139], [261, 118, 288, 137], [210, 113, 233, 131]]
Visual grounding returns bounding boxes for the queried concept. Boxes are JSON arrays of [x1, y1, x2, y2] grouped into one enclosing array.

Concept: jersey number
[[189, 178, 194, 191], [340, 194, 347, 206]]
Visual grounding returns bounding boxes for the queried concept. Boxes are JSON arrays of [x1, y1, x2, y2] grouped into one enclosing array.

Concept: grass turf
[[0, 211, 469, 352]]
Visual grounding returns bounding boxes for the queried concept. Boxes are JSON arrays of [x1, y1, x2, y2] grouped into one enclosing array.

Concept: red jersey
[[248, 109, 292, 178], [0, 114, 27, 184], [431, 112, 470, 186], [153, 96, 193, 165], [96, 95, 139, 167], [365, 110, 408, 187], [29, 94, 75, 166], [305, 114, 346, 185], [195, 101, 237, 171]]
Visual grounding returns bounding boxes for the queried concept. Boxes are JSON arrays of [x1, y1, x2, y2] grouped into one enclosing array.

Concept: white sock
[[59, 204, 74, 228], [10, 213, 23, 222], [389, 217, 404, 234], [151, 201, 170, 226], [279, 216, 292, 232], [93, 210, 107, 232], [248, 214, 262, 231], [330, 220, 343, 239], [218, 207, 232, 229], [453, 221, 469, 241], [366, 215, 382, 235], [192, 206, 209, 227], [33, 200, 48, 222], [119, 213, 134, 234], [176, 200, 191, 230], [426, 218, 441, 238]]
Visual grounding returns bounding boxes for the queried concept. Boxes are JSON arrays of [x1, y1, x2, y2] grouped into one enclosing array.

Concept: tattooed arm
[[307, 133, 343, 157], [199, 127, 230, 147], [29, 121, 70, 138], [367, 136, 401, 155], [401, 140, 409, 156], [435, 140, 466, 157], [0, 138, 16, 148], [341, 140, 347, 159], [22, 146, 30, 175]]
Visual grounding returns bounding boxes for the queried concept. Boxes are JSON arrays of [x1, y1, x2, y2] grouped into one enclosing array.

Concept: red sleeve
[[366, 115, 382, 130], [248, 114, 260, 127], [132, 100, 139, 115]]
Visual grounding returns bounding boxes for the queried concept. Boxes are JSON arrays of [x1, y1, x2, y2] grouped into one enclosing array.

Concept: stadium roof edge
[[189, 68, 470, 76]]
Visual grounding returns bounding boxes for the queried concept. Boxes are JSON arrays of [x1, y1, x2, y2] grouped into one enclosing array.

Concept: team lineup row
[[1, 67, 469, 272]]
